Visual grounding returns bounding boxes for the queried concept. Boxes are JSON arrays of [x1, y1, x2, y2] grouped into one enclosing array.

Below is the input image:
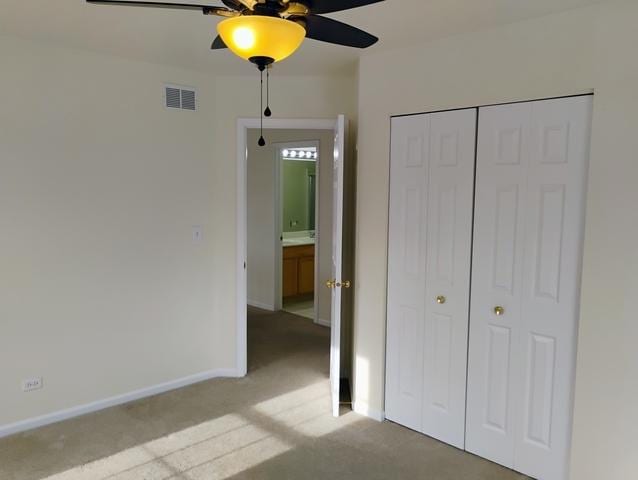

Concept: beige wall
[[353, 2, 637, 479], [0, 34, 357, 429], [0, 35, 220, 427], [246, 128, 335, 324]]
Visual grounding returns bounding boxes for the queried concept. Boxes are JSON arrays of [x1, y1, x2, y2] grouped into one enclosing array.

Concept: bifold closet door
[[466, 96, 592, 480], [386, 109, 476, 448]]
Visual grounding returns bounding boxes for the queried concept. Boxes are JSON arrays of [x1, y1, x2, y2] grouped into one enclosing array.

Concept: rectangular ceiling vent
[[164, 84, 197, 111]]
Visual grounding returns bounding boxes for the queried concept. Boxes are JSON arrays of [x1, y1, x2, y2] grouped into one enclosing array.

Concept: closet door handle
[[494, 306, 505, 316], [436, 295, 446, 304]]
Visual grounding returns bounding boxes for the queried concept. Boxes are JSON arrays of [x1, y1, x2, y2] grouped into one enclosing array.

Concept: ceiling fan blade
[[304, 0, 384, 15], [211, 35, 228, 50], [302, 15, 378, 48], [86, 1, 225, 14]]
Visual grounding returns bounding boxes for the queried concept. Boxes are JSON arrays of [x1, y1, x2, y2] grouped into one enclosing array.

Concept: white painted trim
[[312, 143, 321, 332], [274, 143, 284, 312], [238, 118, 337, 131], [0, 369, 239, 439], [237, 118, 337, 380], [353, 401, 386, 422], [248, 300, 276, 311], [237, 119, 248, 378], [315, 318, 331, 328]]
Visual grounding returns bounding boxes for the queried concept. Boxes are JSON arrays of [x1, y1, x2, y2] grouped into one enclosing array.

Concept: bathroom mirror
[[281, 147, 317, 233]]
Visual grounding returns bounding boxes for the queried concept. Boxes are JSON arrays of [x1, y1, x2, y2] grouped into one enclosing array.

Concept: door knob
[[326, 280, 351, 289], [494, 306, 505, 316], [436, 295, 446, 304]]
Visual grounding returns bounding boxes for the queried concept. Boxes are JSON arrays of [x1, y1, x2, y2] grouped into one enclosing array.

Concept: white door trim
[[236, 118, 338, 377]]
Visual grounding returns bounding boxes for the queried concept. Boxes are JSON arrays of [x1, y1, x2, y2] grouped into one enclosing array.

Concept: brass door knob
[[494, 306, 505, 316], [436, 295, 446, 304], [328, 280, 352, 289]]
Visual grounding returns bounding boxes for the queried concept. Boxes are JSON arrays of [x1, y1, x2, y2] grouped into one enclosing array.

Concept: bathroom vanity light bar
[[282, 148, 318, 160]]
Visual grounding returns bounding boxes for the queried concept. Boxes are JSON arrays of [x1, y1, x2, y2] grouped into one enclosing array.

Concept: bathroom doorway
[[241, 117, 351, 417], [246, 128, 335, 329], [279, 142, 320, 322]]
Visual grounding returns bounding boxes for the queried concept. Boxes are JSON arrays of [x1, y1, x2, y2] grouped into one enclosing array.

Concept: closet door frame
[[385, 92, 593, 479]]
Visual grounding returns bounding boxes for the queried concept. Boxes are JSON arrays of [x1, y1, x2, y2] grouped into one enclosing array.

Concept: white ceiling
[[0, 0, 607, 76]]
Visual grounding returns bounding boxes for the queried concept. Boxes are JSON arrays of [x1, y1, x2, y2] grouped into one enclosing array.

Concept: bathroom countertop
[[282, 237, 315, 247]]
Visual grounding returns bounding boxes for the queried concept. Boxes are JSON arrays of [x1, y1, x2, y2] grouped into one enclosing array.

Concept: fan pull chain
[[258, 68, 266, 147], [264, 66, 272, 117]]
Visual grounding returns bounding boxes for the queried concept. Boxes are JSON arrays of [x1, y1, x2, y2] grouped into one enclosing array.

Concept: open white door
[[329, 114, 348, 417]]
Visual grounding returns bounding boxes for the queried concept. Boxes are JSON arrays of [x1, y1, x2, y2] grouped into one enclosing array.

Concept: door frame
[[236, 118, 337, 377], [384, 93, 594, 407], [383, 94, 593, 476], [272, 139, 321, 316]]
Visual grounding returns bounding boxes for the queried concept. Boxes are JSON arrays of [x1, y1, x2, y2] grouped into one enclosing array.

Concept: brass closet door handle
[[494, 306, 505, 316], [436, 295, 446, 304]]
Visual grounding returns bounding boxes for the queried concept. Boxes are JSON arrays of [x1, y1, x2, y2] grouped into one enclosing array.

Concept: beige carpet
[[0, 307, 529, 480]]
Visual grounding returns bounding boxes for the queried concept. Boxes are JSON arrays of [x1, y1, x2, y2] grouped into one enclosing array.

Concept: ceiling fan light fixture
[[217, 16, 306, 66]]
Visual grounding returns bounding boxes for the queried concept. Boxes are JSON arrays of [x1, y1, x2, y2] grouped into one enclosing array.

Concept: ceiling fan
[[87, 0, 384, 145], [87, 0, 382, 68]]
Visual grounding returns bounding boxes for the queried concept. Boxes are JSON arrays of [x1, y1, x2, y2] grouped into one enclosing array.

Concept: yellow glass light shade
[[217, 16, 306, 64]]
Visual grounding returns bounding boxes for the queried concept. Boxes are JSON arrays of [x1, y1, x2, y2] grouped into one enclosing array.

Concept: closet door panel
[[422, 109, 476, 448], [468, 96, 591, 480], [385, 115, 430, 430], [514, 96, 592, 480], [466, 103, 531, 468]]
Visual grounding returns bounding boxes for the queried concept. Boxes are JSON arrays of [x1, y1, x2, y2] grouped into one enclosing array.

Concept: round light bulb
[[283, 149, 289, 157], [291, 151, 297, 158], [232, 27, 256, 51]]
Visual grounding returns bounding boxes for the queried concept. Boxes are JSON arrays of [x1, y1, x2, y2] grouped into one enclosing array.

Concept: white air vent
[[164, 84, 197, 111]]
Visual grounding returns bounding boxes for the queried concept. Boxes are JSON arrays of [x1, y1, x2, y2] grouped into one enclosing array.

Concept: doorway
[[237, 117, 351, 417], [245, 130, 332, 327]]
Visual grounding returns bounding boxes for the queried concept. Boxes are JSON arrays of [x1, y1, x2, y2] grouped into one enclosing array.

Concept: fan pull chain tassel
[[264, 67, 272, 118], [258, 69, 266, 147]]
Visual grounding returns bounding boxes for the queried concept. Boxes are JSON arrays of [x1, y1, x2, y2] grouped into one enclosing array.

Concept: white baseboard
[[353, 400, 385, 422], [315, 318, 331, 328], [248, 300, 276, 311], [0, 368, 241, 439]]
